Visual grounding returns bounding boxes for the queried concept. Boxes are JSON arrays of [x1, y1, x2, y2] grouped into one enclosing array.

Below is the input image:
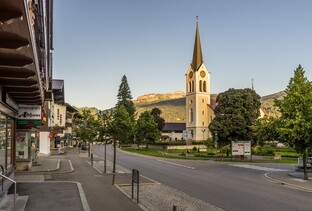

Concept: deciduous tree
[[136, 111, 161, 149], [209, 88, 261, 146], [150, 107, 165, 131], [274, 65, 312, 180]]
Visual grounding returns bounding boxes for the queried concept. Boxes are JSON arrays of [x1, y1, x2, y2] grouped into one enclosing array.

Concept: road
[[93, 145, 312, 211]]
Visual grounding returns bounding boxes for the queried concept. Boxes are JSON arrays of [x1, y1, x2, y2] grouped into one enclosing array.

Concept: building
[[161, 123, 186, 141], [185, 18, 214, 141], [0, 0, 53, 195]]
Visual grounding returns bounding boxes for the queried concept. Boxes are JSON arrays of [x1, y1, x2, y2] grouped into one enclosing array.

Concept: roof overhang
[[0, 0, 44, 105]]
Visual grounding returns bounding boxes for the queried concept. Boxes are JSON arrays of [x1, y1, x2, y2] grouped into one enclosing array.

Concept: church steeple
[[192, 16, 204, 71]]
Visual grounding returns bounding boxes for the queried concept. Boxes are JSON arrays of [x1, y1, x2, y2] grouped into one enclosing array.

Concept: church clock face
[[200, 71, 206, 77], [189, 71, 193, 78]]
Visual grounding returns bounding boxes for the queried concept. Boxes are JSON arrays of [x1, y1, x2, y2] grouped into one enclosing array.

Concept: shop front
[[16, 105, 42, 170]]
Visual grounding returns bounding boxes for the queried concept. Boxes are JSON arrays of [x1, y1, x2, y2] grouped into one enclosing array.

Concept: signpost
[[132, 169, 140, 204]]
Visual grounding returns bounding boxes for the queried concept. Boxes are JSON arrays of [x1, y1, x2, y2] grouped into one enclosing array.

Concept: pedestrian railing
[[0, 165, 17, 211]]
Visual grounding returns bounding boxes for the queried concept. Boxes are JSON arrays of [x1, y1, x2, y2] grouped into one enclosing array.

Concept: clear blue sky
[[53, 0, 312, 110]]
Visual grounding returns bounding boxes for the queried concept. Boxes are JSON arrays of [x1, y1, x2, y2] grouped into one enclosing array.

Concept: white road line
[[231, 164, 289, 172], [156, 159, 195, 170]]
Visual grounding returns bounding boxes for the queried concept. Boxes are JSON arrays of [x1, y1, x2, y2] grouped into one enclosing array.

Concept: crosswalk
[[230, 164, 289, 172]]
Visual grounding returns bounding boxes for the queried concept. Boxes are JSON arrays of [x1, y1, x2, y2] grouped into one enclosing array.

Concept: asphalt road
[[93, 145, 312, 211]]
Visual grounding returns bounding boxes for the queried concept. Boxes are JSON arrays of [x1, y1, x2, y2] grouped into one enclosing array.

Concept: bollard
[[173, 205, 178, 211], [91, 153, 93, 166]]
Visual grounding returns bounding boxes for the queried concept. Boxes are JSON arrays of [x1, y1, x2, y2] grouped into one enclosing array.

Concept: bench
[[158, 151, 167, 156], [274, 154, 281, 160]]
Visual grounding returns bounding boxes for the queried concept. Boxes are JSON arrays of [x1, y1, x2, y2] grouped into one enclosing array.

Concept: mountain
[[75, 90, 285, 122]]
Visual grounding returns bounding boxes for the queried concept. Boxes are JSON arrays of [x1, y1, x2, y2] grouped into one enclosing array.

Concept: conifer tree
[[116, 75, 136, 121]]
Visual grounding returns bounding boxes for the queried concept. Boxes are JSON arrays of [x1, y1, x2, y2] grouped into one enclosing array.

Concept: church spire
[[192, 16, 204, 71]]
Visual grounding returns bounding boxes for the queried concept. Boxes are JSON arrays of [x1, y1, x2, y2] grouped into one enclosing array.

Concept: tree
[[75, 109, 100, 156], [150, 107, 165, 131], [251, 116, 280, 146], [107, 105, 135, 173], [274, 65, 312, 180], [116, 75, 136, 121], [108, 105, 135, 145], [209, 88, 261, 146], [136, 111, 161, 149]]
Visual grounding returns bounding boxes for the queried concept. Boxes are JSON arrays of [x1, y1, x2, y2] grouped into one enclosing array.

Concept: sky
[[53, 0, 312, 110]]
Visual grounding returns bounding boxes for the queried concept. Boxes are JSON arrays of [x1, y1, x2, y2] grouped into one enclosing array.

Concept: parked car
[[81, 144, 89, 150]]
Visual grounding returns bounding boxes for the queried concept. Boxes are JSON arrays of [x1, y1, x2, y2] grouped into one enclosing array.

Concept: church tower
[[185, 18, 212, 141]]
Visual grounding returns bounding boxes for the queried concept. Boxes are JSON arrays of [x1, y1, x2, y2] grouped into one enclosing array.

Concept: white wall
[[39, 131, 50, 155]]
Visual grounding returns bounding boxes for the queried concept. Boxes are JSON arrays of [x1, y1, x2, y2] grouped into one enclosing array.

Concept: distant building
[[161, 123, 186, 141]]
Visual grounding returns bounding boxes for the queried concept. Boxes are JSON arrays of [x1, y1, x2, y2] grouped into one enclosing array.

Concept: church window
[[203, 81, 207, 92], [189, 109, 193, 122], [189, 100, 192, 104], [199, 80, 202, 92], [202, 99, 204, 103], [189, 82, 191, 92], [202, 110, 204, 115], [191, 81, 194, 92], [202, 121, 205, 126]]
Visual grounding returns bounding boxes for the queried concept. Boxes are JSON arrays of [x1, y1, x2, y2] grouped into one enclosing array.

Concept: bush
[[192, 147, 197, 152]]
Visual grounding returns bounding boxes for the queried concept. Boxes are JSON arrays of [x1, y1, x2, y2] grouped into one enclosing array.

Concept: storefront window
[[16, 132, 30, 160], [0, 114, 6, 169], [6, 118, 13, 168]]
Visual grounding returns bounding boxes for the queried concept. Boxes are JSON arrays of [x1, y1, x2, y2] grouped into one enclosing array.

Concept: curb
[[263, 172, 312, 193]]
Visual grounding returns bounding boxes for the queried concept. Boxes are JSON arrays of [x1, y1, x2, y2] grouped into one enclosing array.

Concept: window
[[203, 81, 207, 92], [202, 121, 205, 126], [202, 110, 204, 115], [189, 100, 193, 104], [57, 109, 60, 120], [60, 114, 63, 125], [191, 81, 194, 92], [199, 80, 202, 92], [189, 82, 191, 93], [202, 99, 204, 103], [189, 109, 193, 122], [6, 118, 13, 168], [0, 114, 6, 169]]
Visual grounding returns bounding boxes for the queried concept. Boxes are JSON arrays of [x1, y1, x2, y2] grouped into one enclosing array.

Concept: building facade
[[185, 19, 214, 141], [0, 0, 54, 195]]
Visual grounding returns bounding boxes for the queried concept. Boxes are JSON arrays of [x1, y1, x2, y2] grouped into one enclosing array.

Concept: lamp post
[[214, 131, 218, 148], [201, 129, 206, 144]]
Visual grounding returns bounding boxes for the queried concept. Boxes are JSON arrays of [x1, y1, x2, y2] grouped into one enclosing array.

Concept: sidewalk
[[14, 147, 142, 211], [265, 171, 312, 192]]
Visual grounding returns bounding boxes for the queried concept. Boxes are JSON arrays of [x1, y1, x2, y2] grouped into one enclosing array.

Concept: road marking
[[231, 164, 289, 172], [156, 159, 195, 170]]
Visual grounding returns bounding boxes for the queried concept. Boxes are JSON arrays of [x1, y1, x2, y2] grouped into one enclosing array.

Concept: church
[[185, 18, 215, 141]]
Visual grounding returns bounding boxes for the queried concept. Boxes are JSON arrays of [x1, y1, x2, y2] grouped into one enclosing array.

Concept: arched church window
[[189, 82, 191, 93], [191, 81, 194, 92], [189, 108, 193, 122], [203, 81, 207, 92], [199, 80, 202, 92]]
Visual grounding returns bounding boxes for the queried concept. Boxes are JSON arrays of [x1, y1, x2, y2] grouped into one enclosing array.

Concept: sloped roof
[[52, 79, 64, 90], [191, 17, 204, 71], [162, 123, 186, 132]]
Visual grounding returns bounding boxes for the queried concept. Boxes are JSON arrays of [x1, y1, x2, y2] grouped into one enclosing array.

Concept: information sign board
[[231, 141, 251, 156]]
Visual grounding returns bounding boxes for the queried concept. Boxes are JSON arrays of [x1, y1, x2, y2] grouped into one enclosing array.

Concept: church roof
[[191, 17, 204, 71]]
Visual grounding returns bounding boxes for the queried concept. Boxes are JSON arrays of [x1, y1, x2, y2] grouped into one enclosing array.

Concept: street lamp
[[201, 129, 206, 153], [214, 131, 218, 148]]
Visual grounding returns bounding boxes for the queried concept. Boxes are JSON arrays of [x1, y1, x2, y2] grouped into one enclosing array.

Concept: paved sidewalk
[[265, 171, 312, 192], [15, 148, 142, 211]]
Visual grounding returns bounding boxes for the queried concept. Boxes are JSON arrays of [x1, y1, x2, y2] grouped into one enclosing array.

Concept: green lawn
[[121, 146, 300, 164]]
